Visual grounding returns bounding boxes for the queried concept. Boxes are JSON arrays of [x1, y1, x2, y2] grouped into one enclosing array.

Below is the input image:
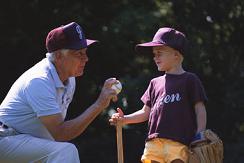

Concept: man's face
[[58, 48, 89, 78], [152, 46, 178, 72]]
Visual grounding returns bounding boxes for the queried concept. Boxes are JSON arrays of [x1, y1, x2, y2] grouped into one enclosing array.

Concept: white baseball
[[111, 80, 122, 94]]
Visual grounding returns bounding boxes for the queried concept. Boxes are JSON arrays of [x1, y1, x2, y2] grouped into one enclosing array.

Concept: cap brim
[[87, 39, 98, 47], [135, 42, 165, 54]]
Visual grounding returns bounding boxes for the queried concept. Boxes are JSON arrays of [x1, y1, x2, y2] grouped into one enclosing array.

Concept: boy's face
[[152, 46, 181, 72]]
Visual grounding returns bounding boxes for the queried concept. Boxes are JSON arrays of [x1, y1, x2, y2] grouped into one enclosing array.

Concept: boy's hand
[[109, 108, 124, 125]]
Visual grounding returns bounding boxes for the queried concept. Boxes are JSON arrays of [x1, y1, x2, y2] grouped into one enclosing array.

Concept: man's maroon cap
[[135, 27, 188, 55], [46, 22, 98, 52]]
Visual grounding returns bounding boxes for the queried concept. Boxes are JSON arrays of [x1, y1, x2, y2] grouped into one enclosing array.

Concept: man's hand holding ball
[[111, 80, 122, 95]]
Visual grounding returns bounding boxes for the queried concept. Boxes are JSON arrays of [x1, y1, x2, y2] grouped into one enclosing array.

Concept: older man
[[0, 22, 117, 163]]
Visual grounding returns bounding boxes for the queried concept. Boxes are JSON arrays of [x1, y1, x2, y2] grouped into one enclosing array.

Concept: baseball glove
[[188, 129, 224, 163]]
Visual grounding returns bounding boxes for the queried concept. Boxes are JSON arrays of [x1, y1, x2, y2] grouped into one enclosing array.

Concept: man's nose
[[85, 56, 89, 62], [82, 54, 89, 62]]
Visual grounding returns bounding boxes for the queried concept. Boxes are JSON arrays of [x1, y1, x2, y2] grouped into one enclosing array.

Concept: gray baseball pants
[[0, 134, 80, 163]]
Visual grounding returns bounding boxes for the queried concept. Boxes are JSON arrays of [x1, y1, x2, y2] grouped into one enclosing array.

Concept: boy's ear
[[174, 50, 184, 60], [174, 50, 180, 57], [176, 50, 183, 57]]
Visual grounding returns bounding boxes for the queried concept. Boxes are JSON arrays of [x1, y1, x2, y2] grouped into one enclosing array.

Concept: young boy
[[110, 27, 207, 163]]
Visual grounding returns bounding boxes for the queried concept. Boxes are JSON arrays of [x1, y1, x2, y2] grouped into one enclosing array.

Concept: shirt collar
[[46, 53, 65, 88]]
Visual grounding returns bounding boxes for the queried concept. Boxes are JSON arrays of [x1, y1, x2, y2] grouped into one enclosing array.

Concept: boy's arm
[[194, 101, 207, 133], [123, 105, 150, 124], [109, 105, 150, 125]]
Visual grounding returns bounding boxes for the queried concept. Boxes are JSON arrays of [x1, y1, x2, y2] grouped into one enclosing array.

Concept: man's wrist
[[93, 101, 104, 111]]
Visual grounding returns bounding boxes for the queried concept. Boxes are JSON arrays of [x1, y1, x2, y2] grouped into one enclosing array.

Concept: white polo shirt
[[0, 54, 76, 140]]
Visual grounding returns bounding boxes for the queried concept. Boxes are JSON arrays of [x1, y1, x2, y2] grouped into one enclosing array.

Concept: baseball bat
[[116, 121, 124, 163]]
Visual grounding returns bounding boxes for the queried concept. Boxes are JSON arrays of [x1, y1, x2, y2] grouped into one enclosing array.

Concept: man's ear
[[54, 50, 63, 59]]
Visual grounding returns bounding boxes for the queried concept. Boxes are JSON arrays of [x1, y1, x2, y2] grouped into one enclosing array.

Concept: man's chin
[[157, 67, 163, 71], [75, 71, 84, 77]]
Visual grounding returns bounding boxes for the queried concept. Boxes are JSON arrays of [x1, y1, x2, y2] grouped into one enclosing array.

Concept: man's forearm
[[56, 102, 105, 141]]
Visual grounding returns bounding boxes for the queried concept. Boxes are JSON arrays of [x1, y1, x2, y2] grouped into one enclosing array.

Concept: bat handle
[[116, 121, 124, 163]]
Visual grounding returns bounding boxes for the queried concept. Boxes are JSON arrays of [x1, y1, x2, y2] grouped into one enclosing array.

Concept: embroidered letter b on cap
[[46, 22, 98, 52]]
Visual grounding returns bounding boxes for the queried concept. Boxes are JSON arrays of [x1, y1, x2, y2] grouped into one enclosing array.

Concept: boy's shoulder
[[150, 72, 199, 80], [184, 71, 198, 78], [149, 72, 202, 86], [184, 71, 202, 81], [150, 75, 166, 82]]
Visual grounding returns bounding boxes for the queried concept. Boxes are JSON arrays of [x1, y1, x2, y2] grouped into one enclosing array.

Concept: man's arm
[[194, 101, 207, 133], [40, 78, 117, 141], [40, 103, 106, 141]]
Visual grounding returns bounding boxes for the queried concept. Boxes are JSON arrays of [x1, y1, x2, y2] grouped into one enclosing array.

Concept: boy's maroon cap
[[135, 27, 188, 55], [46, 22, 98, 52]]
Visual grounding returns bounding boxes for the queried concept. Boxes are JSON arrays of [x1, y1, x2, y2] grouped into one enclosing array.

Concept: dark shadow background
[[1, 0, 244, 162]]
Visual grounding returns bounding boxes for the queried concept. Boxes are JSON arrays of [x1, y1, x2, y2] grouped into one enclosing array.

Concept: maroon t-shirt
[[141, 72, 207, 145]]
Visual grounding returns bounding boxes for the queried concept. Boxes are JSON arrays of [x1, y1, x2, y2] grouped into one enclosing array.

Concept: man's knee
[[56, 143, 79, 161], [44, 142, 79, 163], [60, 143, 79, 155]]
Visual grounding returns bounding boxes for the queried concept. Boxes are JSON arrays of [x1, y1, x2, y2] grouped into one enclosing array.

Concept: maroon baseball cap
[[46, 22, 98, 52], [135, 27, 188, 55]]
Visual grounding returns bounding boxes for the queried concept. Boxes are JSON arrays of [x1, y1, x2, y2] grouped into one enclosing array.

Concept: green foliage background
[[0, 0, 244, 162]]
